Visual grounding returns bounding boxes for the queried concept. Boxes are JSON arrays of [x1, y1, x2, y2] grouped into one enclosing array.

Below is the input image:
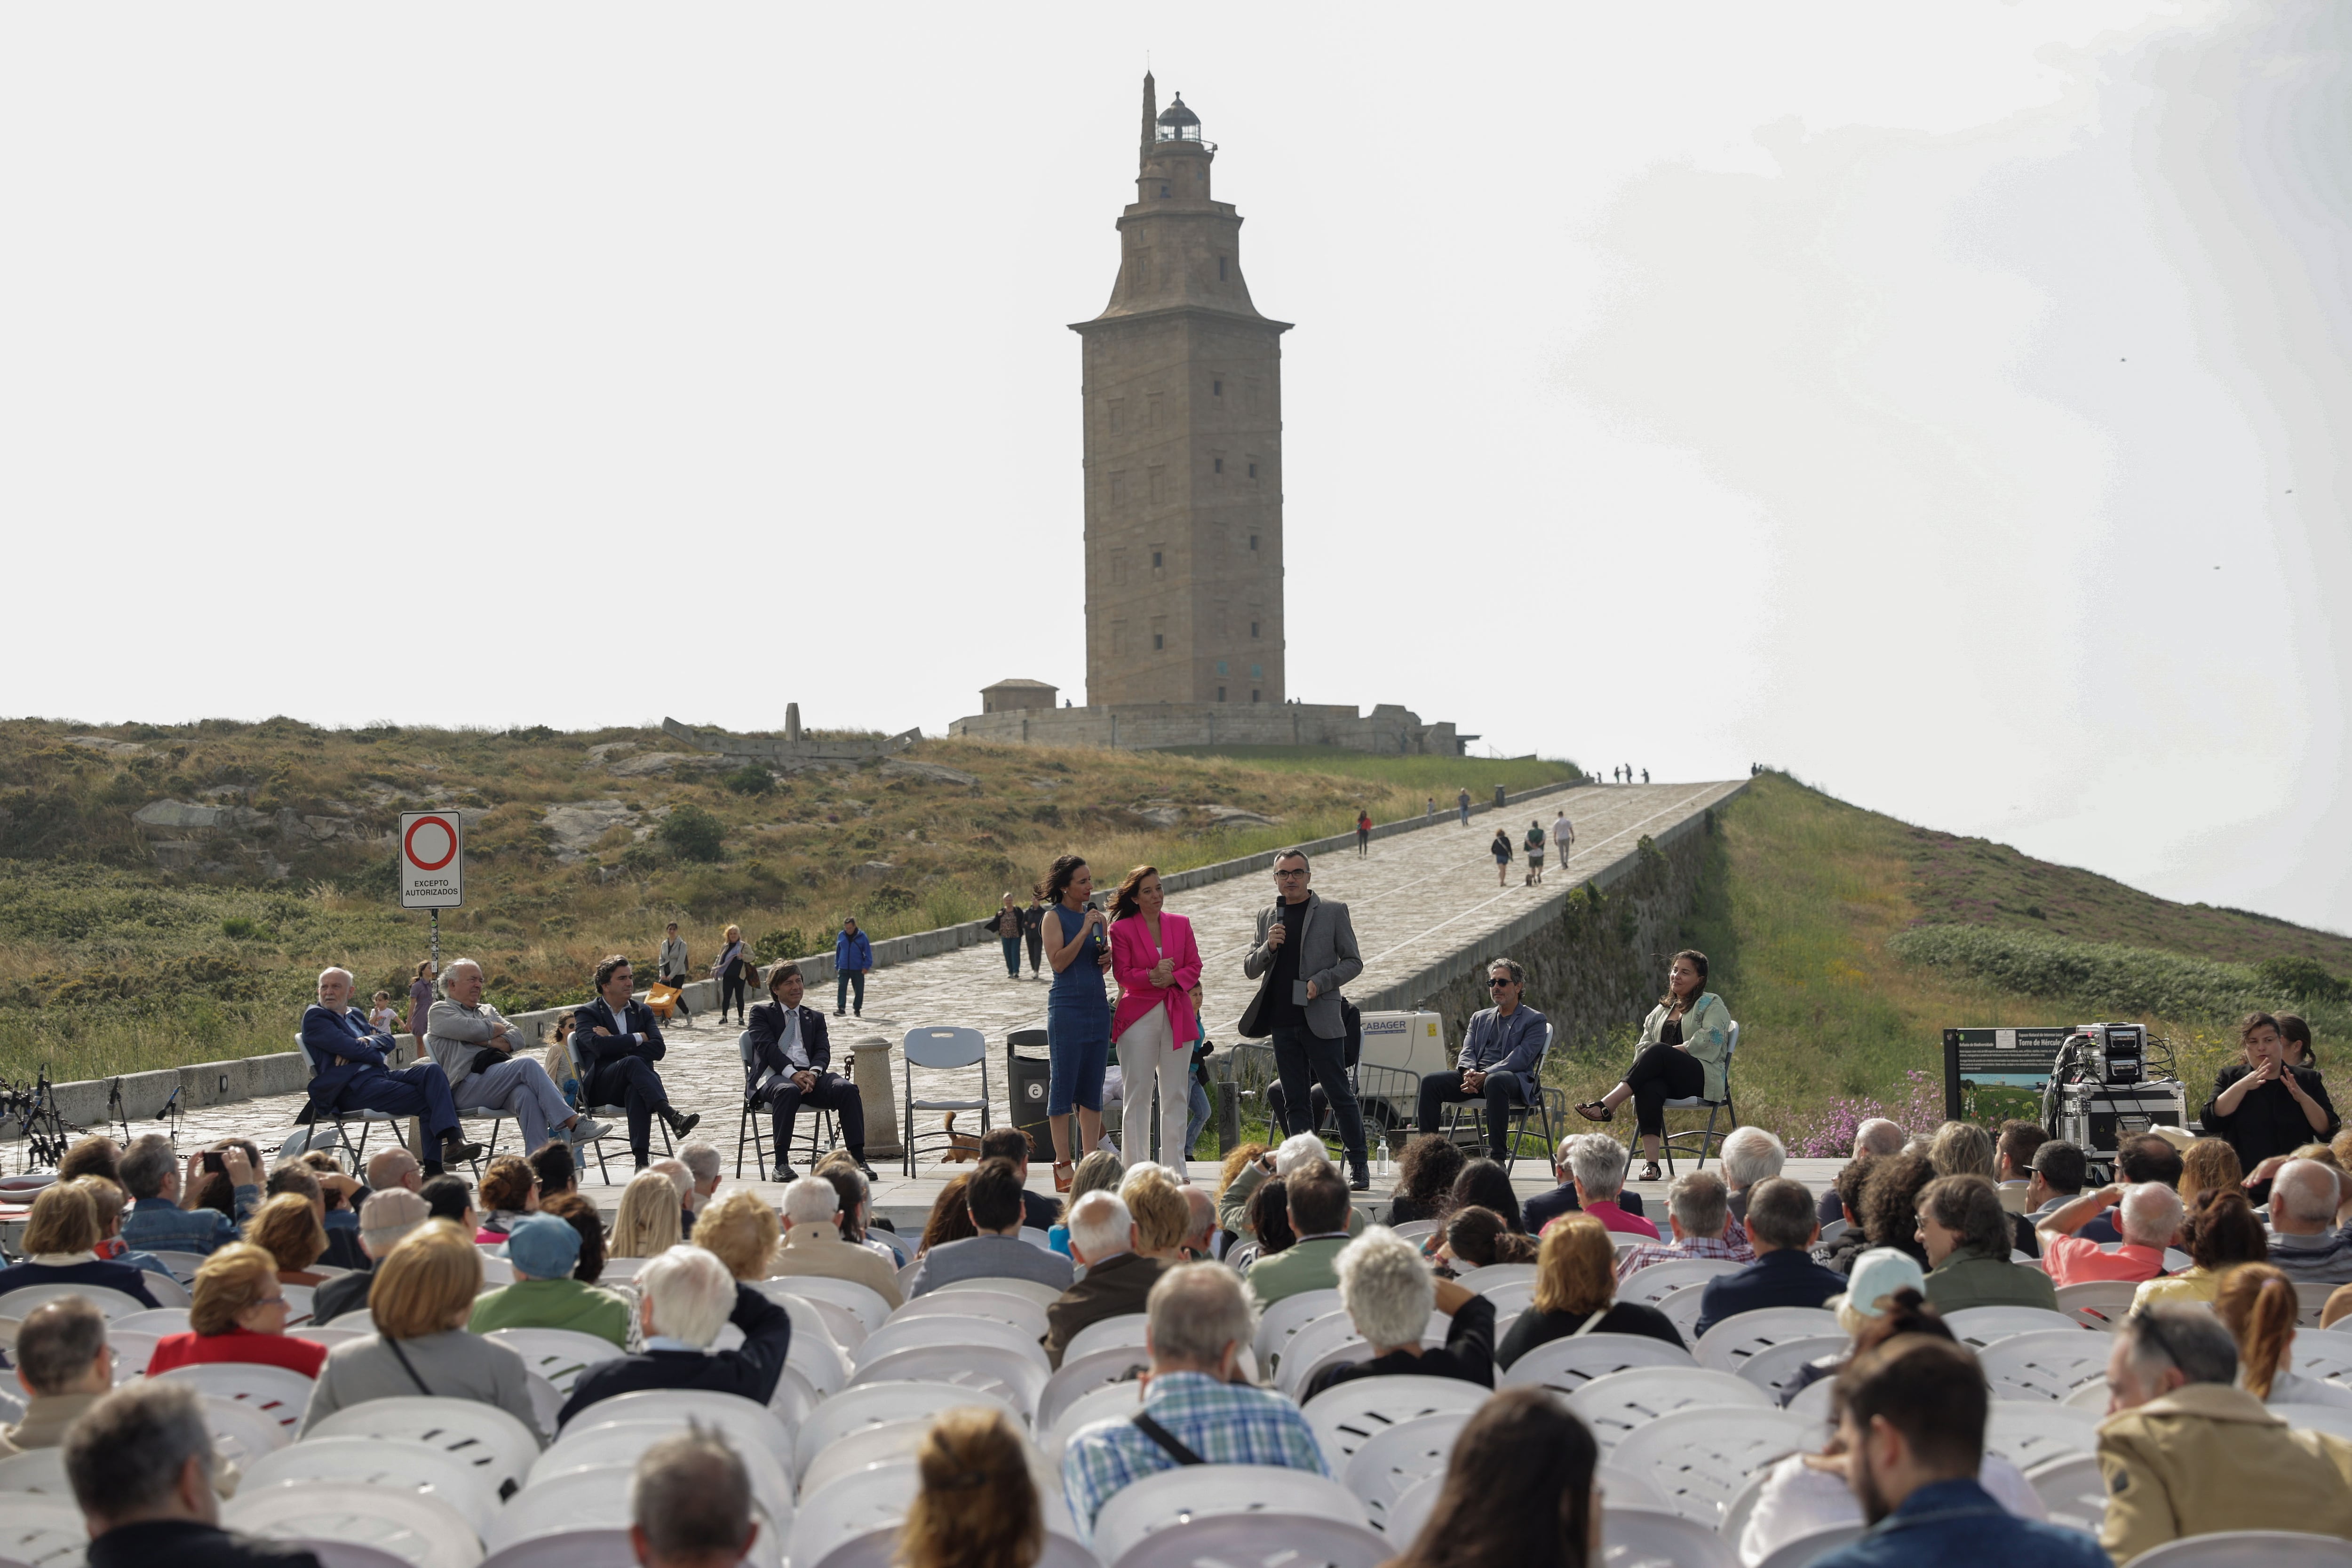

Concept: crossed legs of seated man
[[1416, 1069, 1526, 1162], [761, 1073, 866, 1182], [336, 1064, 476, 1173], [590, 1056, 691, 1170], [457, 1055, 603, 1153]]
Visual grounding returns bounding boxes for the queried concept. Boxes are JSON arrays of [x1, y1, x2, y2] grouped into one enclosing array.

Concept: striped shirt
[[1061, 1371, 1330, 1542]]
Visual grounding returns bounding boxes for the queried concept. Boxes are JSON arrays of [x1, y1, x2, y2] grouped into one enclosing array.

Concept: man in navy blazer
[[1415, 959, 1549, 1163], [575, 955, 699, 1170], [299, 967, 478, 1174], [744, 962, 870, 1182], [1693, 1177, 1848, 1338]]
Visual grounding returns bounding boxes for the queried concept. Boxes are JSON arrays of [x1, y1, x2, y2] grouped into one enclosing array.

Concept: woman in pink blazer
[[1110, 865, 1204, 1178]]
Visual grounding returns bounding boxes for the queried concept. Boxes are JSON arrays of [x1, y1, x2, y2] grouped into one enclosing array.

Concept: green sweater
[[1922, 1245, 2059, 1315], [468, 1276, 632, 1347]]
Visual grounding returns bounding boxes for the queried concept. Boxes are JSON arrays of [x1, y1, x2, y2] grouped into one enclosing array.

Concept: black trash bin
[[1007, 1027, 1052, 1153]]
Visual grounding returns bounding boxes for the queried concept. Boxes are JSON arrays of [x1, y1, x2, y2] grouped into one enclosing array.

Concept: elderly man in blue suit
[[301, 967, 480, 1175], [1416, 958, 1549, 1163]]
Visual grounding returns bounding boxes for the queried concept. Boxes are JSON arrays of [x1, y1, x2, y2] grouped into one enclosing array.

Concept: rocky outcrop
[[540, 800, 639, 863], [880, 759, 978, 787]]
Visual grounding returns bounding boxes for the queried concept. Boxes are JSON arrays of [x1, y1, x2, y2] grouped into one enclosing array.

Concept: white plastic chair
[[1654, 1282, 1711, 1345], [1340, 1409, 1470, 1532], [1390, 1220, 1440, 1243], [1944, 1306, 2088, 1346], [0, 1284, 148, 1323], [883, 1287, 1047, 1340], [800, 1418, 939, 1497], [1979, 1330, 2114, 1403], [2130, 1532, 2352, 1568], [136, 1271, 192, 1308], [748, 1281, 864, 1349], [203, 1392, 291, 1468], [0, 1449, 69, 1497], [1730, 1336, 1847, 1403], [1564, 1365, 1767, 1449], [1753, 1522, 1868, 1568], [1499, 1331, 1697, 1396], [1983, 1401, 2099, 1472], [533, 1421, 796, 1529], [1020, 1227, 1057, 1252], [931, 1275, 1062, 1310], [1046, 1378, 1148, 1461], [1384, 1471, 1444, 1547], [844, 1344, 1048, 1420], [2063, 1376, 2113, 1412], [792, 1379, 1024, 1481], [244, 1437, 499, 1539], [1788, 1375, 1836, 1422], [105, 1329, 158, 1382], [294, 1327, 369, 1352], [1253, 1288, 1343, 1370], [805, 1526, 1100, 1568], [1037, 1346, 1152, 1434], [151, 1250, 209, 1282], [785, 1460, 923, 1568], [279, 1284, 318, 1328], [851, 1314, 1049, 1374], [597, 1256, 649, 1283], [222, 1480, 483, 1568], [1062, 1313, 1148, 1366], [1607, 1406, 1819, 1525], [0, 1497, 90, 1568], [327, 1309, 380, 1331], [1301, 1373, 1488, 1465], [479, 1329, 623, 1395], [473, 1527, 636, 1568], [786, 1323, 853, 1396], [557, 1386, 793, 1452], [1111, 1513, 1392, 1568], [2054, 1279, 2141, 1331], [2029, 1451, 2109, 1534], [1618, 1257, 1744, 1307], [2273, 1404, 2352, 1441], [1275, 1311, 1365, 1399], [1695, 1307, 1842, 1374], [1453, 1263, 1537, 1294], [901, 1025, 991, 1177], [308, 1394, 544, 1497], [2291, 1337, 2352, 1386], [1597, 1460, 1672, 1513], [155, 1362, 317, 1439], [1604, 1502, 1739, 1568], [2300, 1283, 2340, 1329], [1091, 1463, 1370, 1568], [491, 1465, 784, 1568], [1816, 1220, 1850, 1245], [114, 1307, 193, 1335], [1479, 1280, 1539, 1319], [772, 1275, 895, 1336]]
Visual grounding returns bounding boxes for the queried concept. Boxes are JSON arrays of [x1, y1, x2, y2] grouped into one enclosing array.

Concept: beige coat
[[2097, 1382, 2352, 1564], [773, 1222, 905, 1308]]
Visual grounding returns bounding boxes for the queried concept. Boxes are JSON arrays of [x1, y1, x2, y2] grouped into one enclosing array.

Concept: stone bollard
[[851, 1035, 902, 1161]]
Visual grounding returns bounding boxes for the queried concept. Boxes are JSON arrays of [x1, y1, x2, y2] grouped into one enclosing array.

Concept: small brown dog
[[939, 1112, 983, 1163]]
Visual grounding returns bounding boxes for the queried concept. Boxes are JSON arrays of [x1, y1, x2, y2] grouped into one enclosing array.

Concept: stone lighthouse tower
[[1073, 76, 1291, 708]]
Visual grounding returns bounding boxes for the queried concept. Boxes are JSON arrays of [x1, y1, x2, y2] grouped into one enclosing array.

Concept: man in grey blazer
[[1240, 849, 1372, 1190]]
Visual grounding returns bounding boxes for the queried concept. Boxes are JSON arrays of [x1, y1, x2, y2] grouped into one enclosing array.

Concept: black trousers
[[588, 1056, 673, 1164], [720, 965, 747, 1022], [1418, 1069, 1527, 1158], [1265, 1079, 1333, 1134], [1624, 1044, 1707, 1135], [760, 1071, 864, 1164], [1271, 1024, 1367, 1169], [660, 973, 692, 1017], [1025, 930, 1042, 974]]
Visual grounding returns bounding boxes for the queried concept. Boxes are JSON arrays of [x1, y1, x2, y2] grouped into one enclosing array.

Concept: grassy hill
[[0, 717, 1577, 1081], [1668, 775, 2352, 1154]]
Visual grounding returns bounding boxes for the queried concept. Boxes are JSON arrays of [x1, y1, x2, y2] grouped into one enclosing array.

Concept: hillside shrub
[[753, 928, 809, 964], [2258, 954, 2348, 1004], [1889, 924, 2326, 1023], [723, 765, 775, 796], [660, 805, 725, 863]]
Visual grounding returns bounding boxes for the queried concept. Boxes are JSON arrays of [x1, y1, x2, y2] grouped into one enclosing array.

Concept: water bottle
[[1376, 1133, 1391, 1178]]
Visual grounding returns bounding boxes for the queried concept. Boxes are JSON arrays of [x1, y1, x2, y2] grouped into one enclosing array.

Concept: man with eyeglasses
[[1239, 850, 1371, 1190], [1416, 959, 1549, 1164]]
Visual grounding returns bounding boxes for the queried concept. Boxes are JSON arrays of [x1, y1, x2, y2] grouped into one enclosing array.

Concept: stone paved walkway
[[137, 781, 1744, 1211]]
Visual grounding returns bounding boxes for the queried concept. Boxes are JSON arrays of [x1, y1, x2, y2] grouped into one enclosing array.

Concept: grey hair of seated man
[[1854, 1118, 1906, 1158], [1182, 1185, 1216, 1250], [1667, 1170, 1730, 1240], [1068, 1191, 1135, 1264], [1336, 1227, 1434, 1350], [1566, 1133, 1630, 1200], [2273, 1160, 2340, 1232], [678, 1143, 722, 1192], [2117, 1181, 2185, 1248], [2113, 1303, 2238, 1407], [632, 1422, 758, 1568], [780, 1176, 842, 1228], [1146, 1260, 1257, 1374], [637, 1246, 737, 1348], [64, 1380, 219, 1532], [15, 1298, 110, 1398], [118, 1134, 177, 1202], [437, 957, 482, 994], [651, 1159, 693, 1204], [1273, 1132, 1328, 1177], [1719, 1127, 1786, 1192]]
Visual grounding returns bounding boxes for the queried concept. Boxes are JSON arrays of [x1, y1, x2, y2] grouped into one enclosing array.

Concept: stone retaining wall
[[946, 700, 1457, 755]]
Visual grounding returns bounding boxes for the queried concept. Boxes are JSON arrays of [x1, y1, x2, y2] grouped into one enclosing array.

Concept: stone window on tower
[[1108, 399, 1125, 435], [1216, 659, 1228, 676], [1150, 547, 1164, 579], [1252, 689, 1261, 704], [1111, 472, 1128, 507], [1160, 182, 1170, 198], [1213, 457, 1223, 476], [1250, 621, 1260, 639], [1248, 533, 1259, 552], [1214, 605, 1227, 638], [1212, 380, 1222, 397], [1251, 665, 1263, 681], [1247, 461, 1258, 481], [1151, 617, 1166, 652], [1218, 257, 1228, 281], [1148, 467, 1165, 506], [1218, 687, 1227, 702]]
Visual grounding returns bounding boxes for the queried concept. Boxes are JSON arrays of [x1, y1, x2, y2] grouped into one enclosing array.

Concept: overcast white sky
[[4, 4, 2346, 932]]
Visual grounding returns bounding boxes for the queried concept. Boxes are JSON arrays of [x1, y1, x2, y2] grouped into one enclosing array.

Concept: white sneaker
[[569, 1117, 611, 1144]]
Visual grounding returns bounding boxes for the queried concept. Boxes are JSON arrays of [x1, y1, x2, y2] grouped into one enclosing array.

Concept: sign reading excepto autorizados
[[398, 811, 464, 910]]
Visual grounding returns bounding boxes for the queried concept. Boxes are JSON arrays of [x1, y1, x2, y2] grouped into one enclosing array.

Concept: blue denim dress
[[1045, 903, 1111, 1115]]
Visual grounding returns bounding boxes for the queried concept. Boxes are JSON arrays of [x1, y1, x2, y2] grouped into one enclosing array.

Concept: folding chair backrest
[[794, 1379, 1027, 1483], [1036, 1346, 1152, 1434], [1300, 1373, 1487, 1465], [1498, 1330, 1697, 1396], [222, 1478, 498, 1568], [243, 1435, 499, 1539], [1564, 1364, 1768, 1449], [903, 1027, 986, 1071]]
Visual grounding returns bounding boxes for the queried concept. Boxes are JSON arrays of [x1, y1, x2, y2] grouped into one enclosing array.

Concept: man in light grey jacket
[[426, 958, 605, 1154], [1240, 849, 1371, 1190]]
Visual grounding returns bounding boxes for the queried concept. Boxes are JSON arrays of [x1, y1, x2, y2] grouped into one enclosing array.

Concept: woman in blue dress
[[1038, 854, 1113, 1192]]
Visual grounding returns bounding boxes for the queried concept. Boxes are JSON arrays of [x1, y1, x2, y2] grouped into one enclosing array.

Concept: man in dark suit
[[300, 966, 478, 1175], [1240, 849, 1371, 1190], [556, 1246, 789, 1428], [575, 955, 699, 1171], [745, 963, 870, 1182], [1693, 1177, 1847, 1338], [1043, 1190, 1167, 1368]]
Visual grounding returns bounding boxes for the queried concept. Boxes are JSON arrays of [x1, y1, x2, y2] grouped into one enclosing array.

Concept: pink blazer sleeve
[[1167, 914, 1203, 993], [1110, 919, 1160, 991]]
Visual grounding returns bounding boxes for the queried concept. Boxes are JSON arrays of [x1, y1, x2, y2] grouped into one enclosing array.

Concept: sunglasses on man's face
[[1488, 978, 1516, 989]]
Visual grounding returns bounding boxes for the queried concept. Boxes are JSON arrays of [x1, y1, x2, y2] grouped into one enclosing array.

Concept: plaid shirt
[[1617, 1228, 1752, 1282], [1060, 1371, 1330, 1542]]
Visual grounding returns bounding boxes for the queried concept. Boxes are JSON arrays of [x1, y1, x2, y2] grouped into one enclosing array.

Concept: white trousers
[[1114, 1005, 1193, 1177]]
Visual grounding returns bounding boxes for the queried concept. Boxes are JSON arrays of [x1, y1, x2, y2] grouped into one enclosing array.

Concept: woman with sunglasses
[[145, 1241, 326, 1378], [1575, 949, 1732, 1183]]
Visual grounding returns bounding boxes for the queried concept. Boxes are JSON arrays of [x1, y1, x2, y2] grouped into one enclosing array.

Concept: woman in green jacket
[[1574, 949, 1731, 1182]]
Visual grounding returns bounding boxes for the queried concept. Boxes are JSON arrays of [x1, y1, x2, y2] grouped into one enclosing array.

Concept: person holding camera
[[1240, 850, 1370, 1191], [1040, 855, 1114, 1192]]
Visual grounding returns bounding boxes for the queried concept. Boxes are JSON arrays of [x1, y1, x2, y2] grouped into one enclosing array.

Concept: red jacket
[[1110, 911, 1203, 1045], [146, 1326, 328, 1380]]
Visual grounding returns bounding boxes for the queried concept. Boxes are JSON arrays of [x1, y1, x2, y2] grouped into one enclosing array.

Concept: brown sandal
[[1053, 1161, 1074, 1194], [1574, 1101, 1614, 1123]]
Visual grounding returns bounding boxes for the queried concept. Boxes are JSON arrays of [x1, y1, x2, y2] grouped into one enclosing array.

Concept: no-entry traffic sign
[[398, 811, 464, 909]]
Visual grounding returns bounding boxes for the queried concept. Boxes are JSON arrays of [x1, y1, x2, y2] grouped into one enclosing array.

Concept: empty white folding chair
[[794, 1380, 1029, 1484], [1787, 1375, 1836, 1423], [2063, 1376, 2114, 1412], [114, 1307, 193, 1335], [222, 1480, 482, 1568], [801, 1418, 937, 1496], [786, 1323, 853, 1396], [1607, 1406, 1818, 1526], [2029, 1451, 2109, 1534], [1111, 1513, 1392, 1568], [0, 1449, 69, 1497], [2054, 1280, 2141, 1331], [2130, 1532, 2352, 1568], [559, 1386, 793, 1452], [106, 1330, 159, 1382], [900, 1025, 991, 1178], [136, 1272, 192, 1308], [883, 1287, 1047, 1341], [852, 1313, 1050, 1374], [156, 1362, 322, 1441], [845, 1345, 1048, 1421], [1341, 1409, 1470, 1533], [1452, 1263, 1537, 1294], [1253, 1288, 1343, 1372], [1045, 1378, 1147, 1461], [1730, 1336, 1846, 1404], [202, 1393, 291, 1470], [931, 1275, 1062, 1311], [1602, 1503, 1739, 1568], [772, 1275, 895, 1337], [1619, 1258, 1745, 1307], [1389, 1220, 1440, 1243], [1480, 1280, 1538, 1319], [1944, 1306, 2087, 1346], [749, 1282, 863, 1350], [492, 1465, 785, 1568], [1753, 1522, 1868, 1568], [1596, 1461, 1672, 1513], [1091, 1462, 1370, 1568], [474, 1527, 636, 1568], [1037, 1347, 1152, 1433], [481, 1328, 624, 1395], [244, 1436, 499, 1539], [1564, 1365, 1767, 1450], [786, 1460, 923, 1568], [1499, 1331, 1697, 1397], [1062, 1313, 1149, 1366], [1653, 1282, 1710, 1346], [1301, 1374, 1488, 1466], [2274, 1404, 2352, 1441], [2290, 1337, 2352, 1387], [1694, 1308, 1842, 1375], [1979, 1330, 2114, 1403], [803, 1527, 1100, 1568], [1983, 1402, 2099, 1473], [1275, 1312, 1365, 1400], [309, 1394, 544, 1497], [533, 1419, 797, 1528], [326, 1309, 379, 1331], [1384, 1471, 1444, 1547], [0, 1497, 90, 1567]]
